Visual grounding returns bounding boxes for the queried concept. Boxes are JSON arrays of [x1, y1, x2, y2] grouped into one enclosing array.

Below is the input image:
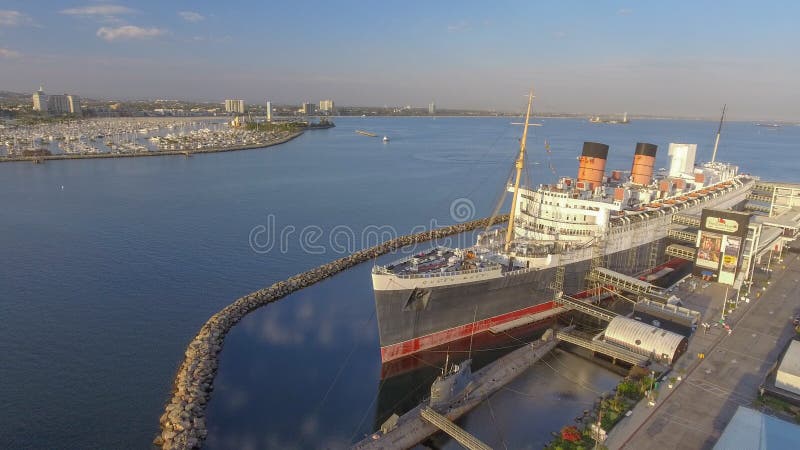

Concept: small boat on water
[[355, 130, 377, 137], [382, 136, 390, 142]]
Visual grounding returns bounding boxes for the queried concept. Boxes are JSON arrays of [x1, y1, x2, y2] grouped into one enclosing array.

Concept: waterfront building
[[67, 95, 82, 115], [48, 94, 71, 115], [266, 101, 272, 122], [32, 87, 47, 111], [301, 102, 315, 115], [428, 101, 436, 115], [319, 99, 335, 114], [224, 99, 246, 114]]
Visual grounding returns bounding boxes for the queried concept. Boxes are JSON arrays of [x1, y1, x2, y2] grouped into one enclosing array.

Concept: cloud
[[61, 4, 135, 23], [178, 11, 205, 23], [0, 10, 32, 27], [61, 4, 135, 17], [553, 31, 567, 39], [447, 20, 469, 33], [96, 25, 165, 41], [617, 8, 633, 16], [0, 47, 20, 58]]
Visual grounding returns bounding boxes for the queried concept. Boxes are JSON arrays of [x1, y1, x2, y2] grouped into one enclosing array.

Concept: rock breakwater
[[157, 214, 509, 449]]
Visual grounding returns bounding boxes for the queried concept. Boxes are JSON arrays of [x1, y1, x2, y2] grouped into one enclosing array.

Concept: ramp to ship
[[672, 213, 701, 227], [555, 329, 649, 366], [420, 407, 492, 450], [665, 244, 696, 261], [554, 294, 618, 322], [666, 228, 698, 243], [585, 267, 670, 302]]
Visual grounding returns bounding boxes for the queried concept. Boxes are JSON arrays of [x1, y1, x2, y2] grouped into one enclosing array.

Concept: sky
[[0, 1, 798, 120]]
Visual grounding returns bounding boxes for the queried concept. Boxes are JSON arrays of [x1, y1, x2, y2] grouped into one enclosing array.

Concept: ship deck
[[383, 247, 500, 276]]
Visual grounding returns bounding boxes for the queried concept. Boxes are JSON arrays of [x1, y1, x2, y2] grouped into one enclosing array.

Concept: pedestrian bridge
[[420, 407, 492, 450], [555, 329, 650, 366], [585, 267, 671, 302], [555, 294, 618, 322], [665, 244, 696, 261]]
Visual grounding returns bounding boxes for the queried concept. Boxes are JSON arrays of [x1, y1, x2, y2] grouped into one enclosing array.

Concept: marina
[[0, 117, 302, 162]]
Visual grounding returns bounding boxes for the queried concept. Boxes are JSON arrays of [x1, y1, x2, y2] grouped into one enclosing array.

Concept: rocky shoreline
[[156, 214, 509, 449], [0, 131, 304, 164]]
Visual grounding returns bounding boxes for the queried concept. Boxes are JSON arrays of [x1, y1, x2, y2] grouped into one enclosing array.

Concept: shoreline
[[0, 131, 304, 164]]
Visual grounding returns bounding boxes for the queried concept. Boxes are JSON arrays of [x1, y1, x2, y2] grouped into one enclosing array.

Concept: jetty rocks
[[157, 214, 509, 449]]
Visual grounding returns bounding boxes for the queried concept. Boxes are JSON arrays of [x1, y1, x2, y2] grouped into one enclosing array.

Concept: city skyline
[[1, 1, 799, 120]]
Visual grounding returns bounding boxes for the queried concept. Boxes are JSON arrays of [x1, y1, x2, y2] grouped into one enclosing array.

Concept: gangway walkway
[[420, 407, 492, 450], [672, 214, 701, 227], [665, 244, 696, 261], [555, 329, 649, 366], [585, 267, 670, 302], [666, 228, 697, 243], [555, 294, 618, 322]]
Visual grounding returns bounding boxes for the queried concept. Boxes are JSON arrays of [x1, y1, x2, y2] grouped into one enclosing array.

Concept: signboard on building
[[693, 209, 750, 285]]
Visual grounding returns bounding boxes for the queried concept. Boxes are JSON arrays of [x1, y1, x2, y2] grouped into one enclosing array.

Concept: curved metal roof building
[[604, 316, 688, 364]]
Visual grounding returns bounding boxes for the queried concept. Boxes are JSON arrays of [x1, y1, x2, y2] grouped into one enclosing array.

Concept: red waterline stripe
[[380, 301, 557, 362]]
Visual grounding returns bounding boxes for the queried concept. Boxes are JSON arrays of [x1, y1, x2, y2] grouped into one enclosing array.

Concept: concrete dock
[[604, 250, 800, 449]]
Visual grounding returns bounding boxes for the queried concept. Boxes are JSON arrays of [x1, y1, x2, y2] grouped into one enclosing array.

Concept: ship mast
[[710, 104, 726, 163], [505, 90, 535, 253]]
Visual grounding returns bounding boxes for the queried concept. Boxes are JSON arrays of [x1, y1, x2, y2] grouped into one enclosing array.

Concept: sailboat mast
[[504, 90, 535, 253], [710, 104, 726, 163]]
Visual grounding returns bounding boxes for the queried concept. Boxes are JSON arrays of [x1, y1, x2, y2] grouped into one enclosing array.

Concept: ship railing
[[392, 265, 500, 280], [378, 245, 454, 268], [607, 175, 749, 230]]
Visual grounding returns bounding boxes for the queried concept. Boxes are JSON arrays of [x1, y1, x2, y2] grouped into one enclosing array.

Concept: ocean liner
[[372, 94, 752, 362]]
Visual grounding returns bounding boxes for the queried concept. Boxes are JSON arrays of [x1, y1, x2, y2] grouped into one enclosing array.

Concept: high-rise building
[[428, 101, 436, 115], [224, 99, 246, 114], [32, 86, 47, 111], [301, 102, 315, 115], [266, 101, 272, 122], [318, 99, 335, 114], [48, 95, 70, 115], [67, 95, 81, 115]]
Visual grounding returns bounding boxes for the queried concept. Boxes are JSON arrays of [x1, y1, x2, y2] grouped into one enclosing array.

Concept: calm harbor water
[[1, 117, 798, 448]]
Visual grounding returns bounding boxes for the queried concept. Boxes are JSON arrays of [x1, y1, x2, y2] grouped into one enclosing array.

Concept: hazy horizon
[[1, 1, 798, 121]]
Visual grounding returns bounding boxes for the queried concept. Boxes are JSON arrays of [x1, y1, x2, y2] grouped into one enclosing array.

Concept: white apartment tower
[[224, 99, 246, 114], [32, 87, 47, 111], [318, 99, 335, 114]]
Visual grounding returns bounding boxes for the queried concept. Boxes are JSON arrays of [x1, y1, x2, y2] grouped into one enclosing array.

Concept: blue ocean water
[[0, 117, 797, 448]]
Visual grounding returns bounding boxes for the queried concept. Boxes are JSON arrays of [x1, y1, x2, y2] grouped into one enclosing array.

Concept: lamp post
[[648, 370, 656, 406], [721, 286, 729, 322]]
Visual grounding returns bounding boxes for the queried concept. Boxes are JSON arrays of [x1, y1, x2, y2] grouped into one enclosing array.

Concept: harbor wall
[[156, 214, 509, 449]]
